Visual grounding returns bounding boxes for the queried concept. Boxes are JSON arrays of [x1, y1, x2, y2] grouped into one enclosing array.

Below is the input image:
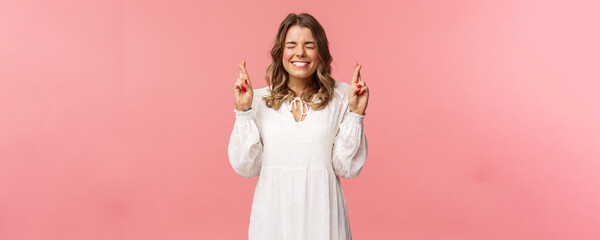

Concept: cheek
[[309, 51, 318, 62], [283, 50, 293, 59]]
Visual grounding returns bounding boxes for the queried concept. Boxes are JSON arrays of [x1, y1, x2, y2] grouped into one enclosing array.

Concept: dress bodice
[[258, 99, 337, 169]]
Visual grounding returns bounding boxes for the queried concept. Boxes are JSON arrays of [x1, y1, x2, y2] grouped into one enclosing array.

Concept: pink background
[[2, 0, 600, 239]]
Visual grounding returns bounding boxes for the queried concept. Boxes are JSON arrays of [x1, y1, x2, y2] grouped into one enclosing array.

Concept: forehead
[[284, 25, 315, 42]]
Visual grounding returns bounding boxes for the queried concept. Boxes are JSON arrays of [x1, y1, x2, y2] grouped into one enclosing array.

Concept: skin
[[233, 26, 370, 118], [282, 26, 319, 98], [281, 26, 319, 121]]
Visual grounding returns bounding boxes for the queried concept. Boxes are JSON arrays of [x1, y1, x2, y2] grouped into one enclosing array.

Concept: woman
[[228, 12, 369, 240]]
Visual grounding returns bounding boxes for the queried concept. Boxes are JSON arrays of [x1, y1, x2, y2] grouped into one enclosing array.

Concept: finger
[[238, 64, 247, 81], [244, 77, 252, 89], [238, 75, 251, 90], [352, 63, 361, 84], [358, 85, 369, 95], [358, 68, 362, 84], [234, 78, 247, 93], [238, 61, 251, 88], [349, 84, 360, 96], [234, 84, 243, 94], [239, 59, 249, 77], [234, 78, 242, 92], [241, 81, 251, 92]]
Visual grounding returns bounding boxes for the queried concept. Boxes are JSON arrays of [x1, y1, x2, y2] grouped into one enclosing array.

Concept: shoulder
[[251, 86, 270, 108], [333, 80, 350, 100], [253, 86, 270, 99]]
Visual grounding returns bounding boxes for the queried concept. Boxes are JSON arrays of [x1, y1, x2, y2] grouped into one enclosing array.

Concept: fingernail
[[357, 84, 362, 88], [241, 86, 246, 92], [245, 79, 248, 84], [357, 90, 362, 95]]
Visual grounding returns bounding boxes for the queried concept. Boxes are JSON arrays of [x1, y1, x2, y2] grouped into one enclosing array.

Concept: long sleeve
[[227, 107, 263, 178], [331, 94, 368, 179]]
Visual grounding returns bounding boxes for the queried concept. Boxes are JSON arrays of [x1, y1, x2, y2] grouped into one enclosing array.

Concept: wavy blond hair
[[262, 13, 335, 110]]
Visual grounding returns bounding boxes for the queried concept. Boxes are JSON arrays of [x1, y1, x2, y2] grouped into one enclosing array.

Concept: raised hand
[[233, 59, 254, 111], [348, 62, 369, 115]]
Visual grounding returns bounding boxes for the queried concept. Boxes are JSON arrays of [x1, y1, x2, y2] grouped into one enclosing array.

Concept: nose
[[295, 46, 305, 57]]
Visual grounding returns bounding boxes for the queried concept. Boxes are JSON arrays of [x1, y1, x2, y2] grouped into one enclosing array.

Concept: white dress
[[228, 80, 368, 240]]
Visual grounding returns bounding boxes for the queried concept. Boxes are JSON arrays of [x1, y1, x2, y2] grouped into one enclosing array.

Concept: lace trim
[[233, 108, 253, 119], [347, 109, 366, 124]]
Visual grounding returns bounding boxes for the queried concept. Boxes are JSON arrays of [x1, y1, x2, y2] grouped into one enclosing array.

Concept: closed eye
[[287, 46, 316, 49]]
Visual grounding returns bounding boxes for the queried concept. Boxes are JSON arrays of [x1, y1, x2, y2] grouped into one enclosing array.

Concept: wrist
[[347, 109, 366, 124], [349, 108, 365, 116], [235, 106, 252, 112], [233, 107, 253, 120]]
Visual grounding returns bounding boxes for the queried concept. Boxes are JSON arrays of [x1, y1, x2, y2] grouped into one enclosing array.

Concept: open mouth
[[291, 61, 310, 68]]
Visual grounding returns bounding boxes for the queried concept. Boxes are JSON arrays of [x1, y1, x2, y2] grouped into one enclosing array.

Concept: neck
[[287, 76, 312, 97]]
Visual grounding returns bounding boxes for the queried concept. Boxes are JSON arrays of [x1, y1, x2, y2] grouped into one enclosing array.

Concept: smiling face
[[282, 25, 319, 82]]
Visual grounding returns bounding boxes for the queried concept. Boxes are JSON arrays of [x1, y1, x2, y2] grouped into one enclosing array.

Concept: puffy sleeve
[[227, 96, 263, 178], [331, 93, 368, 179]]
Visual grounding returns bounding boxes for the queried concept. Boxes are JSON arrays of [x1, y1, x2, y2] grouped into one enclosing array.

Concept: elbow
[[228, 150, 261, 178], [234, 167, 259, 178], [333, 160, 365, 179], [229, 158, 260, 178], [337, 167, 364, 179], [332, 151, 367, 179]]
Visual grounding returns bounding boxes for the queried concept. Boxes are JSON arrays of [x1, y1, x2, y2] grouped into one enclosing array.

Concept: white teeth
[[292, 62, 309, 67]]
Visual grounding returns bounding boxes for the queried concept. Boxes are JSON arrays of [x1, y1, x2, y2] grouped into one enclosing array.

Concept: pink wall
[[2, 0, 599, 239]]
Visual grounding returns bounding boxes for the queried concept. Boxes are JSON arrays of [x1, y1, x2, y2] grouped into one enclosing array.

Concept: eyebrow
[[285, 41, 316, 44]]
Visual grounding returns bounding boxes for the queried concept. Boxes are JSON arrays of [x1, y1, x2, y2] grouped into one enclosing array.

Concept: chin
[[284, 65, 317, 79], [292, 73, 314, 80]]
